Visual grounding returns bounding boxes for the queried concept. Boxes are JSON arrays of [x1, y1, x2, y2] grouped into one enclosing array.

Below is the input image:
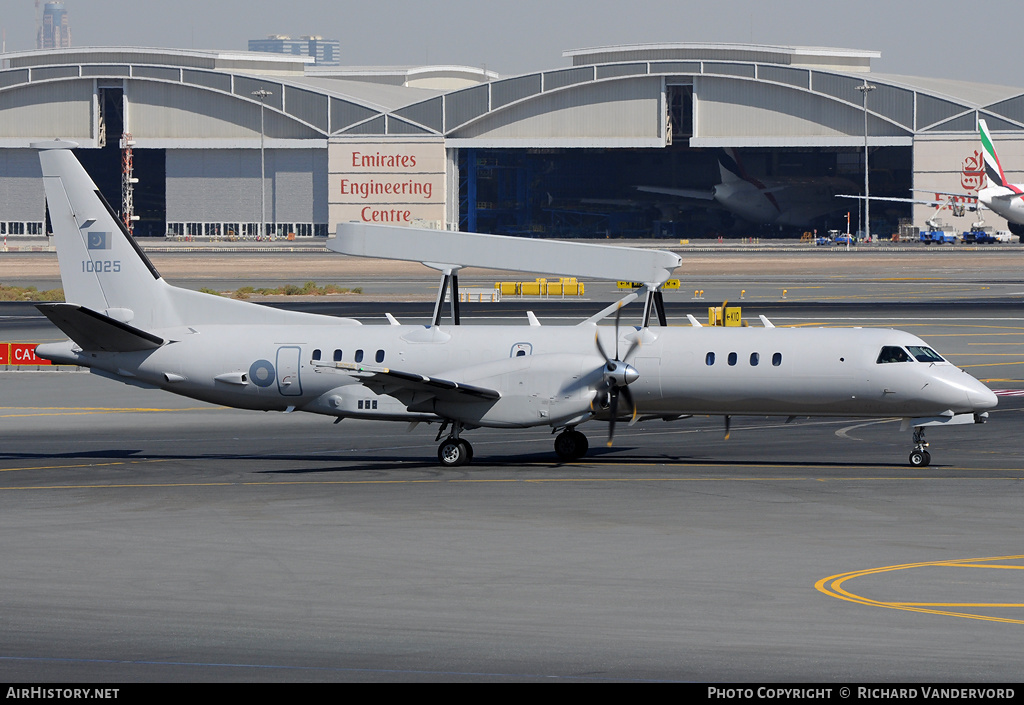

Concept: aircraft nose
[[967, 380, 998, 410], [946, 369, 998, 411], [925, 366, 998, 412]]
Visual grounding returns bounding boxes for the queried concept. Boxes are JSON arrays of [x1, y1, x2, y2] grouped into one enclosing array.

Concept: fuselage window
[[877, 346, 912, 364], [706, 352, 715, 366], [772, 352, 782, 367], [907, 346, 945, 363], [312, 349, 321, 361], [333, 349, 342, 362], [375, 349, 385, 363], [750, 352, 759, 366], [728, 352, 737, 366], [355, 349, 364, 363]]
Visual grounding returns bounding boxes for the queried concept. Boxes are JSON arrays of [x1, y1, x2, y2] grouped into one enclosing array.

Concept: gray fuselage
[[43, 320, 998, 430]]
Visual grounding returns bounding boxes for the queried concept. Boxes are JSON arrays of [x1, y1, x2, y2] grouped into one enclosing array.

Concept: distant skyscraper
[[37, 2, 72, 50], [248, 35, 340, 66]]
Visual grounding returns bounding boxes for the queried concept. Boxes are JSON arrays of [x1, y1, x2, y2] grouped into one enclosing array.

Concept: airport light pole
[[855, 83, 876, 241], [252, 88, 272, 240]]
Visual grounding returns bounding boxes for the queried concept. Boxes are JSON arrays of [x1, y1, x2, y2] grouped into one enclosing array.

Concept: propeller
[[593, 304, 642, 447]]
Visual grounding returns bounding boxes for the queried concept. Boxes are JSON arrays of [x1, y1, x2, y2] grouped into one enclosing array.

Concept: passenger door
[[276, 346, 303, 396]]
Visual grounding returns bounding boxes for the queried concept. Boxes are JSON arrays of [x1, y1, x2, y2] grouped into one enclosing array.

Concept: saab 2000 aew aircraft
[[33, 141, 996, 467]]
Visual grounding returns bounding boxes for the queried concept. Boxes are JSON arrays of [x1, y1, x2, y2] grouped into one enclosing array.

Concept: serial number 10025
[[82, 260, 121, 272]]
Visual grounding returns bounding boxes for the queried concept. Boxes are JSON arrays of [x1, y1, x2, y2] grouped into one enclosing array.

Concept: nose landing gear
[[909, 427, 931, 467]]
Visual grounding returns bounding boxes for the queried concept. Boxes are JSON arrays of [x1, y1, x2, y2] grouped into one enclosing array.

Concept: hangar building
[[2, 43, 1023, 239]]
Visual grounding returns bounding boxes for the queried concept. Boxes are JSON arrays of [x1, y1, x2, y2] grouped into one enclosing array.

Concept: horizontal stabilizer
[[36, 303, 165, 352], [986, 191, 1024, 202], [331, 223, 682, 286]]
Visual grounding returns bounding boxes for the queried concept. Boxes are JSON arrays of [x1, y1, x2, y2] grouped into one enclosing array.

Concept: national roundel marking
[[249, 359, 276, 387]]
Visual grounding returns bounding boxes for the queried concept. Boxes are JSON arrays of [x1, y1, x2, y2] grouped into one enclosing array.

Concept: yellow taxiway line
[[816, 555, 1024, 625]]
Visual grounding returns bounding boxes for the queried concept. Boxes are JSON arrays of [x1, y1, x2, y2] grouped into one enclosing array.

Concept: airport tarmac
[[2, 256, 1024, 682]]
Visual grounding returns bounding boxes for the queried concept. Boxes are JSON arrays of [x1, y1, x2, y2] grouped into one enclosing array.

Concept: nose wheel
[[909, 428, 931, 467]]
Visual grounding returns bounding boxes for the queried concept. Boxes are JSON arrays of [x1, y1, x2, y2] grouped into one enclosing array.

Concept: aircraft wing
[[839, 194, 927, 203], [330, 222, 682, 287], [636, 185, 715, 201], [36, 303, 165, 352], [911, 189, 976, 199], [315, 361, 501, 404], [838, 194, 979, 209]]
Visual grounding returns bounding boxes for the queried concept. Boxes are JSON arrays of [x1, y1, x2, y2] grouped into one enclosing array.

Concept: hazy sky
[[3, 0, 1021, 88]]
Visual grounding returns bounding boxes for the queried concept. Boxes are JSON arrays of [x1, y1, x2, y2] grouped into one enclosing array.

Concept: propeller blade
[[622, 334, 642, 362], [724, 414, 732, 441], [606, 387, 620, 447], [595, 330, 611, 365], [623, 386, 638, 426], [613, 304, 623, 360], [594, 300, 643, 447]]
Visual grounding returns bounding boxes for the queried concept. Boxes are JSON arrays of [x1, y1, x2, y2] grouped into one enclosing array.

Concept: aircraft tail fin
[[718, 147, 773, 192], [979, 119, 1022, 194], [718, 148, 746, 185], [36, 140, 180, 329], [35, 141, 341, 332]]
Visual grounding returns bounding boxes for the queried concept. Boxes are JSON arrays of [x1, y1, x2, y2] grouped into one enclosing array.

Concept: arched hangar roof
[[2, 44, 1024, 149], [0, 47, 481, 147], [437, 44, 1024, 148]]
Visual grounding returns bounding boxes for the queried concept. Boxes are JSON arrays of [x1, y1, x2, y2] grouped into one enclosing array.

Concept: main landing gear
[[909, 427, 931, 467], [554, 428, 589, 461], [438, 437, 473, 466], [435, 424, 591, 466], [436, 421, 473, 467]]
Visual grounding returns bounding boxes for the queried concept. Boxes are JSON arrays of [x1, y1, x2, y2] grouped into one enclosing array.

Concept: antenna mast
[[121, 133, 138, 235]]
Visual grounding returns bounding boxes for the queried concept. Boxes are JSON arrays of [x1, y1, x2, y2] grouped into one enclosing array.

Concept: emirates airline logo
[[961, 150, 985, 193]]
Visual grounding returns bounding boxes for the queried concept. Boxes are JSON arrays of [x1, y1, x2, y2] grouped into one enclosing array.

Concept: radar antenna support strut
[[642, 286, 668, 327], [431, 267, 462, 326]]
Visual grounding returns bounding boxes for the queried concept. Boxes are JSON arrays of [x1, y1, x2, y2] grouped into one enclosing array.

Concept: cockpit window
[[907, 346, 945, 363], [876, 346, 912, 364]]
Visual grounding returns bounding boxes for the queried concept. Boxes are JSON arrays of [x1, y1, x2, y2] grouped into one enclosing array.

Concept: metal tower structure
[[120, 133, 137, 235]]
